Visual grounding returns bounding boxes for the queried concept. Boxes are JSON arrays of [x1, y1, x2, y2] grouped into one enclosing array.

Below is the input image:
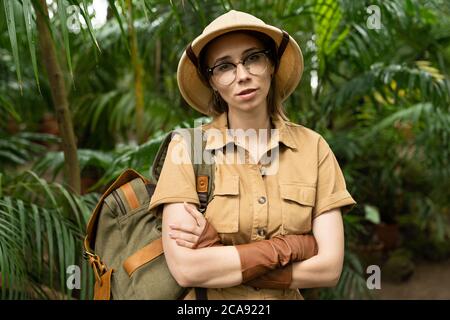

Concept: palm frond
[[0, 171, 96, 299], [326, 63, 449, 113], [0, 131, 59, 167]]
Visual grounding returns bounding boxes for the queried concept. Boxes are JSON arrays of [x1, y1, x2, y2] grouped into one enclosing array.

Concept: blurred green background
[[0, 0, 449, 299]]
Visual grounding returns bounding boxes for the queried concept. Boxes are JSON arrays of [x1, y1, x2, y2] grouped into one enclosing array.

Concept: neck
[[227, 108, 272, 134]]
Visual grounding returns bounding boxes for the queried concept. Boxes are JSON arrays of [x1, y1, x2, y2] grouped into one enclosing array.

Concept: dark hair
[[198, 30, 287, 119]]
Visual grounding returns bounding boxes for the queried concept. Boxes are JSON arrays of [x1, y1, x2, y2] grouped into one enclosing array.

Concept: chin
[[232, 98, 265, 113]]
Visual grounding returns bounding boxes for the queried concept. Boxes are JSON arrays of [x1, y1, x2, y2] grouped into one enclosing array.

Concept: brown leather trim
[[197, 175, 208, 193], [123, 238, 164, 277], [85, 169, 149, 254], [120, 182, 139, 210], [94, 268, 113, 300]]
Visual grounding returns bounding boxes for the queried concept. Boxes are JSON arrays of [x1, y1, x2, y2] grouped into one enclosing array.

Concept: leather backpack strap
[[186, 127, 214, 300], [122, 238, 164, 277]]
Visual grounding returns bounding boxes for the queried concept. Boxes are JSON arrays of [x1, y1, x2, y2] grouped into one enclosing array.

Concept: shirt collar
[[203, 112, 298, 151]]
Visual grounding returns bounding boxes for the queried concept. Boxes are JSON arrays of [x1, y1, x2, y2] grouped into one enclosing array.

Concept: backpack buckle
[[84, 250, 108, 284], [83, 250, 95, 260]]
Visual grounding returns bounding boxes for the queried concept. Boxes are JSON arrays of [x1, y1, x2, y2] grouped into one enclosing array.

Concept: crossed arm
[[162, 202, 344, 289]]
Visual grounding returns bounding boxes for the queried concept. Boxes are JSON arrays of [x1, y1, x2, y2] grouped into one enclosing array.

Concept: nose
[[235, 63, 251, 83]]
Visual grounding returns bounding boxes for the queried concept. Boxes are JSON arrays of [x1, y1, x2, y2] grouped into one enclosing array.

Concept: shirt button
[[259, 166, 266, 176], [258, 196, 266, 204], [257, 228, 267, 237]]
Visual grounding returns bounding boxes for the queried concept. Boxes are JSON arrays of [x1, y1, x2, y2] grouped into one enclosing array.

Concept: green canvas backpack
[[83, 128, 215, 300]]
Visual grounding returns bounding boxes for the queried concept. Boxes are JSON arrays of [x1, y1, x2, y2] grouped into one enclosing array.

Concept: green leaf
[[3, 0, 22, 92], [106, 0, 129, 51], [57, 0, 73, 78], [364, 204, 380, 224], [42, 207, 55, 288], [22, 0, 41, 93], [0, 95, 21, 121], [51, 213, 66, 298], [0, 241, 10, 299], [26, 171, 59, 209], [56, 184, 83, 231], [80, 0, 101, 52], [16, 199, 26, 253], [31, 204, 43, 276]]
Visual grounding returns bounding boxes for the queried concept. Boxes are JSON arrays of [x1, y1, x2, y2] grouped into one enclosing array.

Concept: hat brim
[[177, 24, 304, 115]]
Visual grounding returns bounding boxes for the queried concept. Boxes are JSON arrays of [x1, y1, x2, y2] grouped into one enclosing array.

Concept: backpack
[[83, 128, 215, 300]]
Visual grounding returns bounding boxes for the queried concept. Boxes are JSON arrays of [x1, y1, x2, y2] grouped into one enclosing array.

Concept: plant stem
[[34, 0, 81, 194]]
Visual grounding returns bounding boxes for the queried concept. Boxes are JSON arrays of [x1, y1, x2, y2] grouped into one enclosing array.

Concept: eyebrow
[[212, 47, 261, 66]]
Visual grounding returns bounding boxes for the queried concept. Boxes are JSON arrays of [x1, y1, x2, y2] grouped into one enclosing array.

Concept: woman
[[149, 10, 356, 300]]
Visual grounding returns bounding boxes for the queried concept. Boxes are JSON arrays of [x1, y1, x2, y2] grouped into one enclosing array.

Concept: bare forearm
[[162, 202, 242, 287], [168, 244, 243, 288], [289, 209, 345, 289], [289, 253, 343, 289]]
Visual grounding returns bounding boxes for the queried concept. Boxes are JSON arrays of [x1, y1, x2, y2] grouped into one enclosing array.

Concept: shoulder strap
[[150, 129, 215, 302], [151, 131, 175, 182], [185, 128, 214, 301], [151, 128, 215, 213], [186, 128, 215, 213]]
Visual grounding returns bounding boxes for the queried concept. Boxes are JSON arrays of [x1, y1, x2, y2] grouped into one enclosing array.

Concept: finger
[[175, 239, 195, 249], [169, 223, 199, 235], [184, 202, 206, 228], [183, 202, 201, 225], [169, 231, 199, 244]]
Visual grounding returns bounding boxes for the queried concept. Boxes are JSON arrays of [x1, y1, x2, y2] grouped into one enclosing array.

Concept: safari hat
[[177, 10, 304, 115]]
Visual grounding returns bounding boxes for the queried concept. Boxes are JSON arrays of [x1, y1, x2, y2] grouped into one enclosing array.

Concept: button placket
[[249, 166, 269, 241]]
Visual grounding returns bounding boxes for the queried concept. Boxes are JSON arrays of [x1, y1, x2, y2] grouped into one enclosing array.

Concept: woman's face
[[205, 32, 274, 114]]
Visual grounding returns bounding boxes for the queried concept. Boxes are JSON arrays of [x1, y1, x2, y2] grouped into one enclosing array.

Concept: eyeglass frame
[[205, 49, 272, 85]]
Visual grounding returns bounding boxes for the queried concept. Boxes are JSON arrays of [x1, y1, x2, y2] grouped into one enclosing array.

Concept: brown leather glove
[[192, 219, 222, 248], [236, 234, 318, 283], [193, 220, 318, 287], [245, 264, 293, 289]]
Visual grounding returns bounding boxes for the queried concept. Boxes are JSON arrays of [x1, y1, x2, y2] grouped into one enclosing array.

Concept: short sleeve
[[312, 137, 357, 219], [148, 134, 200, 215]]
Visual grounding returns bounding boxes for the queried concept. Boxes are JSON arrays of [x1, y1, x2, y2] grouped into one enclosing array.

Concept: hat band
[[186, 42, 199, 68], [277, 30, 289, 59]]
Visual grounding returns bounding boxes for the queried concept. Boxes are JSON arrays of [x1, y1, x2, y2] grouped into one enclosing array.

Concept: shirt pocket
[[280, 183, 316, 234], [205, 175, 240, 233]]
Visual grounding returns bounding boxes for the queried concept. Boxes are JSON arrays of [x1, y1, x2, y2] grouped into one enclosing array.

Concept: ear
[[269, 64, 275, 78], [208, 79, 217, 91]]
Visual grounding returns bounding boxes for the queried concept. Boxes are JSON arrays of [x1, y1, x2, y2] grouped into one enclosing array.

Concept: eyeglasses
[[207, 50, 271, 86]]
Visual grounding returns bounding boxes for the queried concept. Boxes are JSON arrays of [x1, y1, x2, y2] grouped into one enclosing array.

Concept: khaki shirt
[[149, 112, 356, 300]]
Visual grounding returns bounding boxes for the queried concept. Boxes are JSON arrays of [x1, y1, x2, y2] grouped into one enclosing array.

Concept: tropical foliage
[[1, 0, 449, 299]]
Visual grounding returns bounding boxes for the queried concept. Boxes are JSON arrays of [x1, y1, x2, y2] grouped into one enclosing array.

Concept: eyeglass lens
[[211, 51, 269, 85]]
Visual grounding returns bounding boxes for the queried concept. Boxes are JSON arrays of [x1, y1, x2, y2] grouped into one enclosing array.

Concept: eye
[[215, 63, 234, 72], [246, 52, 263, 62]]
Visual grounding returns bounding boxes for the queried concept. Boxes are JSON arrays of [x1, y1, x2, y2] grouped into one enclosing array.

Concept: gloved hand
[[244, 264, 293, 289], [192, 219, 222, 248], [192, 217, 317, 286], [235, 234, 318, 283]]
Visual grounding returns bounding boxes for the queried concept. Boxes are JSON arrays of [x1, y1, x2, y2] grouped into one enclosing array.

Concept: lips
[[237, 88, 257, 96]]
